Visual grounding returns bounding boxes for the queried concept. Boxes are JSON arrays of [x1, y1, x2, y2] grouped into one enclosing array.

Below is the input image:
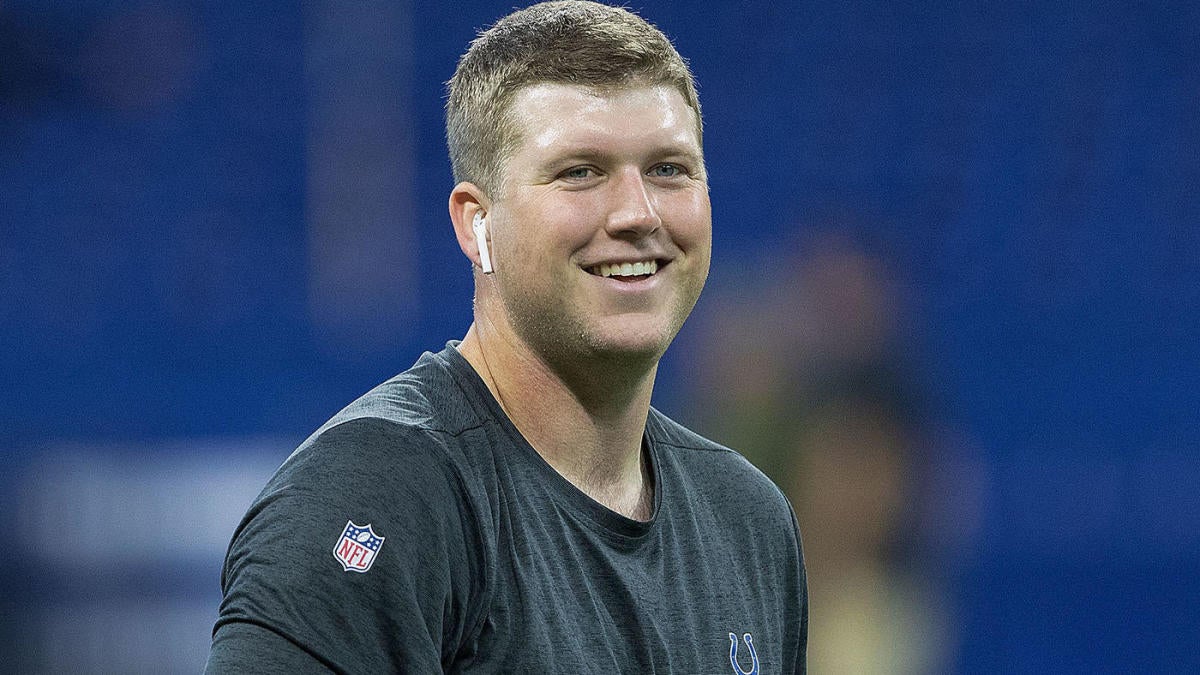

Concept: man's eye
[[650, 164, 683, 178], [563, 167, 595, 180]]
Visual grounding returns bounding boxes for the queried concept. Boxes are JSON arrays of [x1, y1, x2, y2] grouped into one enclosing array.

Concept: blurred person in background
[[689, 228, 952, 673], [206, 2, 807, 672]]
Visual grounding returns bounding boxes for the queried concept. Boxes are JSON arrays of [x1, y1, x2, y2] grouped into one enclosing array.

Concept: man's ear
[[449, 183, 491, 272]]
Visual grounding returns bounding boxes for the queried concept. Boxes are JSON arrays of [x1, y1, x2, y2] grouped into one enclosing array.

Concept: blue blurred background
[[1, 1, 1197, 672]]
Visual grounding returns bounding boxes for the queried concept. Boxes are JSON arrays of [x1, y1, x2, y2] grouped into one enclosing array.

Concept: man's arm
[[206, 418, 486, 673], [207, 621, 333, 673], [792, 504, 809, 675]]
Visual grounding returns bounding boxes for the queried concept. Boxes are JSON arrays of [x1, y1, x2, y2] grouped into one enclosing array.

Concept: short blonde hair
[[446, 1, 702, 196]]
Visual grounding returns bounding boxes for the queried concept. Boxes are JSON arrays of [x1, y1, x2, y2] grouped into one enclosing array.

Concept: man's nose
[[604, 168, 661, 238]]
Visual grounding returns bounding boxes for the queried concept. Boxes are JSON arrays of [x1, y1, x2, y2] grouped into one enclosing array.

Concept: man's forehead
[[506, 82, 702, 156]]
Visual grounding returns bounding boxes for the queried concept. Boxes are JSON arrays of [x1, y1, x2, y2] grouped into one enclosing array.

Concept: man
[[207, 2, 807, 672]]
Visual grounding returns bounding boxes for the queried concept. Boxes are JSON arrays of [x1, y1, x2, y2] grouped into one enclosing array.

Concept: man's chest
[[457, 504, 792, 674]]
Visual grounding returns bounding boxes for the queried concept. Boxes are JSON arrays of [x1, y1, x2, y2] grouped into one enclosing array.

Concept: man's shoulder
[[320, 345, 484, 438], [649, 407, 795, 523], [648, 408, 802, 618], [215, 353, 495, 672], [646, 405, 729, 453], [647, 406, 768, 484], [266, 345, 493, 501]]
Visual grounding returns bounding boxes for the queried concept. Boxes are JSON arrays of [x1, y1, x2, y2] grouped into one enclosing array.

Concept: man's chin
[[508, 304, 680, 372], [581, 326, 674, 366]]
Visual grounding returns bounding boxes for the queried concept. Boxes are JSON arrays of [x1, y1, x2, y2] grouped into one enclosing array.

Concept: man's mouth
[[586, 259, 661, 281]]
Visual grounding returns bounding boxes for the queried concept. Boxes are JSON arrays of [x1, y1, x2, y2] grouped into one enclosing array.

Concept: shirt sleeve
[[206, 418, 487, 673]]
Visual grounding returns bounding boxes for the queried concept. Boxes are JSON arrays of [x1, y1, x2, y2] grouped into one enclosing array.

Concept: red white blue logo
[[333, 520, 385, 572]]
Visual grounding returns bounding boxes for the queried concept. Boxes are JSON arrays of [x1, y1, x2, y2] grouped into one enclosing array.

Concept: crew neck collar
[[438, 340, 663, 543]]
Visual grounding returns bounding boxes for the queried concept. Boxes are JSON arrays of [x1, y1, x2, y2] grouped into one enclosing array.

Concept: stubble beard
[[498, 274, 704, 389]]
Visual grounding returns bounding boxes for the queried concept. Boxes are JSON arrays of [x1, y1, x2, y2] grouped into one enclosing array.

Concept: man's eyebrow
[[539, 144, 704, 166], [541, 148, 609, 164]]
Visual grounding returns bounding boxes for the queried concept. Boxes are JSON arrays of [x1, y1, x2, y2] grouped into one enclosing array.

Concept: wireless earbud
[[472, 211, 494, 274]]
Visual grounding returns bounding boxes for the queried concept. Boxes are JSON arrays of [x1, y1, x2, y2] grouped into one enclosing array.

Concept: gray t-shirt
[[208, 343, 807, 673]]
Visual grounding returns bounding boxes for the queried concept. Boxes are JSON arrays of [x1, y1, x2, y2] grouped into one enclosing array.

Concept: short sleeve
[[207, 418, 487, 673]]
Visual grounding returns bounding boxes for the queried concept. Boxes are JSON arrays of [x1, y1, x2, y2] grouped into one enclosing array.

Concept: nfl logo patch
[[333, 520, 386, 573]]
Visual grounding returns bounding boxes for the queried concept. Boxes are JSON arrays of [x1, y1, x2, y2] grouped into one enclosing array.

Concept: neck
[[457, 321, 658, 520]]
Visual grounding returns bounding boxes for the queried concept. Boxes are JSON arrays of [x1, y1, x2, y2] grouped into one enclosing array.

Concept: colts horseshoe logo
[[728, 632, 759, 675]]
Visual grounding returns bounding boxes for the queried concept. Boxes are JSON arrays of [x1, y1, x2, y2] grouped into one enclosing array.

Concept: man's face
[[483, 83, 712, 367]]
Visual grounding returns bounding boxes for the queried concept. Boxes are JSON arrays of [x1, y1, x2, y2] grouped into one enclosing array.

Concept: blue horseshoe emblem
[[728, 632, 759, 675]]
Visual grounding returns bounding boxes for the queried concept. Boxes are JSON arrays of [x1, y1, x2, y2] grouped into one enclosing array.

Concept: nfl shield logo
[[333, 520, 385, 572]]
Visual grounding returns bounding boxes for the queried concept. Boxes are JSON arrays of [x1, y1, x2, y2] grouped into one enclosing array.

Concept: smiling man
[[208, 2, 806, 673]]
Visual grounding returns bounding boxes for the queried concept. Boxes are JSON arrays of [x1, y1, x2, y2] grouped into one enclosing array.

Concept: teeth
[[594, 260, 658, 278]]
